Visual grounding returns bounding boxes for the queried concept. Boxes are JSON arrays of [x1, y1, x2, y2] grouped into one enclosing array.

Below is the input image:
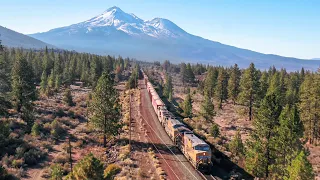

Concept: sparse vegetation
[[104, 164, 121, 179], [210, 123, 220, 138], [66, 153, 104, 180]]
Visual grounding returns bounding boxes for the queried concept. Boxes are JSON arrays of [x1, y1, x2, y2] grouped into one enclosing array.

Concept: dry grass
[[53, 152, 69, 164], [119, 145, 130, 160], [148, 148, 166, 179]]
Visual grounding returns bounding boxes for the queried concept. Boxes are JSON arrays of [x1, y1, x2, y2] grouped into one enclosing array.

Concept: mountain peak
[[104, 6, 123, 13], [83, 6, 142, 28]]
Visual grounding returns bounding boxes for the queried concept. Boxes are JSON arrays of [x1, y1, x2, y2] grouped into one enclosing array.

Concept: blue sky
[[0, 0, 319, 59]]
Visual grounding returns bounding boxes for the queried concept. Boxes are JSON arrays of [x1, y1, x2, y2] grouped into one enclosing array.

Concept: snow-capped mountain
[[0, 25, 55, 49], [30, 6, 319, 71], [40, 6, 188, 40]]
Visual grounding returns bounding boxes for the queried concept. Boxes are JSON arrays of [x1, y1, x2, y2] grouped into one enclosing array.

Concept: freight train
[[142, 70, 212, 173]]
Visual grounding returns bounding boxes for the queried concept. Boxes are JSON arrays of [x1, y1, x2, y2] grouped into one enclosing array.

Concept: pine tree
[[11, 53, 36, 112], [42, 46, 52, 75], [63, 61, 72, 86], [0, 122, 10, 151], [200, 94, 215, 119], [47, 69, 55, 96], [63, 88, 74, 106], [55, 74, 62, 91], [228, 64, 241, 105], [210, 123, 220, 137], [285, 73, 300, 106], [245, 93, 282, 178], [267, 71, 286, 106], [80, 60, 89, 85], [40, 71, 47, 95], [21, 102, 35, 133], [299, 73, 320, 144], [90, 57, 102, 87], [229, 130, 244, 160], [185, 63, 195, 83], [182, 89, 192, 117], [215, 68, 228, 109], [163, 73, 173, 100], [48, 69, 55, 89], [238, 63, 260, 121], [89, 72, 121, 147], [54, 53, 62, 77], [31, 55, 43, 82], [0, 39, 10, 93], [0, 39, 11, 116], [180, 63, 187, 85], [259, 71, 269, 100], [285, 150, 314, 180], [272, 105, 303, 179], [203, 67, 218, 98]]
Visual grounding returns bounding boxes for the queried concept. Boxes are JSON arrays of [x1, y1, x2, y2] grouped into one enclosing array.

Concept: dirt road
[[138, 80, 203, 180]]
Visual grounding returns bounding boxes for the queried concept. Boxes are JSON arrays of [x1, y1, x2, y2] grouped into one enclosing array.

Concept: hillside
[[0, 25, 55, 49]]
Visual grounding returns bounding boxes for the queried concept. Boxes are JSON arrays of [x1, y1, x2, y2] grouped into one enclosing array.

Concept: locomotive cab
[[194, 145, 212, 173], [184, 133, 212, 172]]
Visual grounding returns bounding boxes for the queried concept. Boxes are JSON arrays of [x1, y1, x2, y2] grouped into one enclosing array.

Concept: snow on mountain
[[0, 25, 55, 49], [29, 6, 320, 71], [36, 6, 188, 39]]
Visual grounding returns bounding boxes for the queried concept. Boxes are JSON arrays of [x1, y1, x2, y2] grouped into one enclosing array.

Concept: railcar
[[142, 69, 212, 173], [165, 118, 185, 140]]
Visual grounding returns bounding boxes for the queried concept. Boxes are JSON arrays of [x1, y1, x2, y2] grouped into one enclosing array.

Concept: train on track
[[141, 70, 212, 173]]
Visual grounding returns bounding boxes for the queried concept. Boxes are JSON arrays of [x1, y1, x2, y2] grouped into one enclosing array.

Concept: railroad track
[[140, 111, 218, 180], [203, 174, 217, 180], [196, 169, 217, 180]]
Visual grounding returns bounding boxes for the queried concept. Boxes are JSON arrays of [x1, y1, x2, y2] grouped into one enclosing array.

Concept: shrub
[[51, 119, 65, 139], [55, 108, 66, 117], [31, 122, 41, 136], [104, 164, 121, 180], [50, 164, 63, 180], [66, 153, 104, 180], [24, 149, 46, 166], [15, 146, 26, 158], [1, 154, 12, 167], [63, 89, 74, 107], [67, 110, 75, 118], [12, 159, 24, 168], [211, 123, 220, 138], [16, 167, 27, 178]]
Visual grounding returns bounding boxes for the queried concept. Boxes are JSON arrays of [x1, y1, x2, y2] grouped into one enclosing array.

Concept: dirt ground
[[127, 88, 160, 180], [22, 85, 108, 180]]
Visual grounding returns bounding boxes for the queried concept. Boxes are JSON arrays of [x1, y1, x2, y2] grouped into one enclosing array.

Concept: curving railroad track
[[132, 79, 219, 180]]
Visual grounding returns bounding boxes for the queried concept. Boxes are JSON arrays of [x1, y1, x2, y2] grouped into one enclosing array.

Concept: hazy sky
[[0, 0, 319, 59]]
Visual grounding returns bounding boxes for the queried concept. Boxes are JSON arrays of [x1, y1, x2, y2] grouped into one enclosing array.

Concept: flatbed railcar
[[141, 69, 212, 173]]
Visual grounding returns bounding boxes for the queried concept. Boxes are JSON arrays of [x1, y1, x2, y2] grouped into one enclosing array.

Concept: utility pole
[[129, 92, 132, 151]]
